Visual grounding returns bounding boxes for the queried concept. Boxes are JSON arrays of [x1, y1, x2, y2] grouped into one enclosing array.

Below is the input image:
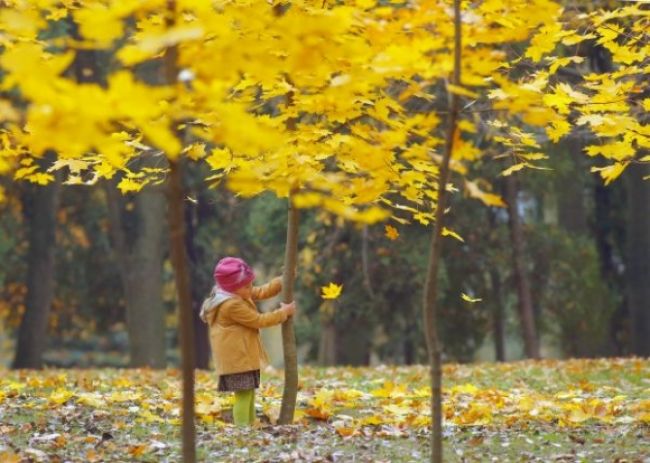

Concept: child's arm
[[251, 276, 282, 301], [226, 299, 289, 329]]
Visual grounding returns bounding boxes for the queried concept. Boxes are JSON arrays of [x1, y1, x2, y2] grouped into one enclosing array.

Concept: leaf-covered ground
[[0, 358, 648, 462]]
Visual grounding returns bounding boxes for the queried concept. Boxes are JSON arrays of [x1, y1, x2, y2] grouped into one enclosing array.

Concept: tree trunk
[[489, 268, 506, 362], [624, 164, 650, 356], [422, 1, 461, 460], [168, 159, 196, 462], [185, 187, 210, 370], [279, 194, 299, 425], [556, 139, 588, 235], [504, 175, 540, 359], [164, 2, 195, 460], [126, 187, 166, 367], [317, 316, 337, 366], [12, 164, 60, 369], [104, 176, 167, 368]]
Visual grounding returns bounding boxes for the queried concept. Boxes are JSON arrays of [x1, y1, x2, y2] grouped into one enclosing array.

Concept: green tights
[[233, 389, 255, 426]]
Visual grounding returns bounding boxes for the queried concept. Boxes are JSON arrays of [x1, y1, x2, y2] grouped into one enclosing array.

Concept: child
[[200, 256, 296, 427]]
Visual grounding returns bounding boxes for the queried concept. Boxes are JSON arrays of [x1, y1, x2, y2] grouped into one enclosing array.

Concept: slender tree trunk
[[504, 175, 540, 359], [168, 159, 196, 462], [12, 164, 60, 369], [164, 2, 195, 460], [422, 1, 461, 460], [279, 194, 299, 424], [624, 164, 650, 356]]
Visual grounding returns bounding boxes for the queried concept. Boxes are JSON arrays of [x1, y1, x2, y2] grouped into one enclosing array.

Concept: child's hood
[[200, 286, 236, 323]]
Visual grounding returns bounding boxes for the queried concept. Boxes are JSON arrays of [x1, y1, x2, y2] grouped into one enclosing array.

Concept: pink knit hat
[[213, 257, 255, 292]]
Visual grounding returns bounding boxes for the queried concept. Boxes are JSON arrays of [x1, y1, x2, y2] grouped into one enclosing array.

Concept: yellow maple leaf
[[74, 4, 125, 47], [48, 388, 74, 406], [591, 162, 629, 185], [385, 225, 399, 240], [118, 177, 144, 194], [501, 162, 528, 177], [184, 143, 207, 161], [546, 118, 571, 142], [321, 282, 343, 300], [465, 180, 506, 208]]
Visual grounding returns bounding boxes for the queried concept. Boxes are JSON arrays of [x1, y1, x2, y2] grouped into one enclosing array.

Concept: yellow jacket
[[205, 277, 287, 376]]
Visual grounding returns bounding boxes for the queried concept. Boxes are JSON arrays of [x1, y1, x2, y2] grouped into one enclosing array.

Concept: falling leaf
[[461, 292, 482, 303], [321, 282, 343, 300], [385, 225, 399, 240]]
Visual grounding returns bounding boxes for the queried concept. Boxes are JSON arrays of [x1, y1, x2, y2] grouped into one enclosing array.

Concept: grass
[[0, 358, 648, 462]]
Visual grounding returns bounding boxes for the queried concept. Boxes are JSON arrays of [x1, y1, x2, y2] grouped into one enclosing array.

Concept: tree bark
[[12, 164, 60, 369], [489, 268, 506, 362], [126, 187, 167, 368], [164, 2, 195, 460], [624, 164, 650, 356], [279, 194, 299, 425], [317, 316, 337, 366], [168, 159, 196, 462], [104, 176, 167, 368], [184, 187, 210, 370], [422, 1, 461, 460], [504, 175, 540, 359], [556, 139, 588, 235]]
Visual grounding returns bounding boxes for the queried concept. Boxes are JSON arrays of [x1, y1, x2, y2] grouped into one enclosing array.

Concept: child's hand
[[281, 301, 296, 318]]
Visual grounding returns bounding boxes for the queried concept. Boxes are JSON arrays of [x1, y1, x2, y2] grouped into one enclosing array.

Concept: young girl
[[200, 256, 296, 427]]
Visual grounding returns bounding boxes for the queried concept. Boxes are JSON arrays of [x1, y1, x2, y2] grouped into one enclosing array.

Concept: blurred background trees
[[1, 147, 646, 368]]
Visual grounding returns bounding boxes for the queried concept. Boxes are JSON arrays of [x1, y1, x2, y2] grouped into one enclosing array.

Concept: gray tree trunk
[[625, 164, 650, 356], [317, 317, 337, 366], [13, 165, 61, 369], [105, 180, 167, 368]]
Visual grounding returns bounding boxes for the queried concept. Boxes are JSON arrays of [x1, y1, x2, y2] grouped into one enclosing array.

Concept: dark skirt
[[218, 369, 260, 392]]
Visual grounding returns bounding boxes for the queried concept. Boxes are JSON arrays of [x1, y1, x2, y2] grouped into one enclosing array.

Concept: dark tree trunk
[[487, 208, 506, 362], [592, 182, 627, 354], [13, 164, 60, 369], [556, 139, 588, 235], [504, 175, 540, 359], [403, 332, 416, 365], [184, 187, 210, 370], [624, 164, 650, 356], [489, 268, 506, 362]]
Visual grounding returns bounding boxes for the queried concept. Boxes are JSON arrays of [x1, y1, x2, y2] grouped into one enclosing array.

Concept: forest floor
[[0, 358, 648, 462]]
